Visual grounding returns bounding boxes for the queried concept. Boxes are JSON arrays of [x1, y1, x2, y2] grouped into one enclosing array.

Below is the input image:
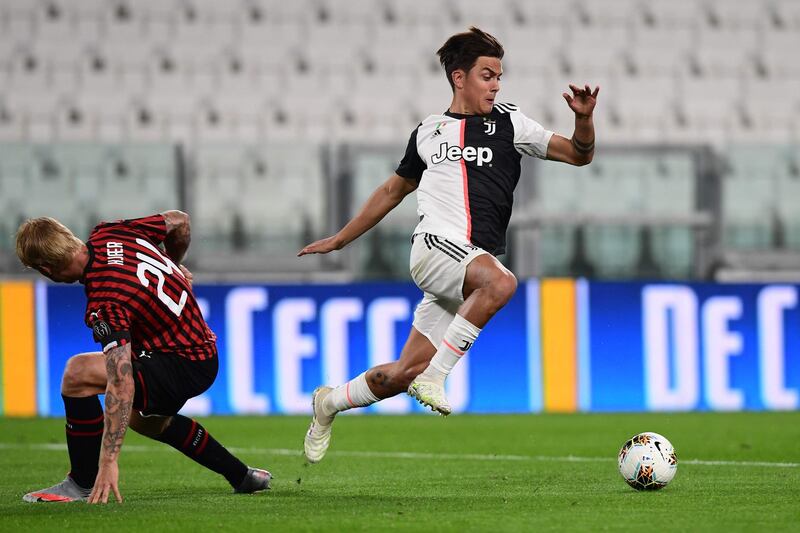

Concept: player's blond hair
[[15, 217, 83, 271]]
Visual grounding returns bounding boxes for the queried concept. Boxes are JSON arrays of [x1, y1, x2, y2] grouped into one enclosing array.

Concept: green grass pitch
[[1, 412, 798, 532]]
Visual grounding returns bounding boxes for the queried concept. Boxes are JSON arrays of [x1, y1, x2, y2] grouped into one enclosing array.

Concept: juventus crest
[[483, 119, 496, 135]]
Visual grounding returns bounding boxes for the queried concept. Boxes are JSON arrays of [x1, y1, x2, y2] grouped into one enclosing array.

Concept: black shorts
[[131, 351, 218, 416]]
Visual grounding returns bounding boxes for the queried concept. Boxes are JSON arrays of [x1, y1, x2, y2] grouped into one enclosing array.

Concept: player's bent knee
[[61, 353, 108, 396], [131, 412, 173, 438], [498, 271, 518, 301], [488, 270, 517, 308], [61, 356, 88, 395]]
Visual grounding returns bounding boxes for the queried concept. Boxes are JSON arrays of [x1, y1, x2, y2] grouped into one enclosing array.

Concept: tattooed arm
[[161, 210, 191, 263], [88, 343, 134, 504]]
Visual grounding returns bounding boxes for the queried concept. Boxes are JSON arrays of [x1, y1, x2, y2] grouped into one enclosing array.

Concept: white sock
[[321, 372, 379, 420], [418, 314, 481, 385]]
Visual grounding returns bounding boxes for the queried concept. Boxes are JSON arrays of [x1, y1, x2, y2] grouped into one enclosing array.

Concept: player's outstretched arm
[[298, 173, 417, 256], [161, 210, 191, 263], [546, 84, 599, 166], [88, 343, 134, 504]]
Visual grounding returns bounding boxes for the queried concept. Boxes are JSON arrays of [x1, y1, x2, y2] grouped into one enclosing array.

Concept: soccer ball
[[617, 432, 677, 490]]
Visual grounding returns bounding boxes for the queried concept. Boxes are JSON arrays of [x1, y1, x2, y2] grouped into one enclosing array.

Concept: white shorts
[[409, 233, 489, 347]]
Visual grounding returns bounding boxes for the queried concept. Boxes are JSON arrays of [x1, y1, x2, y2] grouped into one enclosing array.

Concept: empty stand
[[0, 0, 798, 279]]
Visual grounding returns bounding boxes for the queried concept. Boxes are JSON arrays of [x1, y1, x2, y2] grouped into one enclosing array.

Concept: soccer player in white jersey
[[298, 27, 598, 463]]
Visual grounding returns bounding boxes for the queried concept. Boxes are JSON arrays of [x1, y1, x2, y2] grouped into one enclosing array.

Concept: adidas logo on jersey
[[431, 143, 494, 166]]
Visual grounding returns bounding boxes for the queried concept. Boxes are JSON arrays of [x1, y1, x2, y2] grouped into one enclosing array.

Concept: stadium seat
[[505, 0, 575, 27], [674, 78, 743, 145], [0, 142, 33, 209], [574, 0, 642, 27], [649, 226, 693, 278], [639, 0, 703, 27], [314, 0, 381, 26], [1, 1, 37, 42], [773, 154, 800, 250], [701, 0, 772, 29], [691, 28, 759, 78], [644, 154, 695, 215], [192, 142, 325, 252], [536, 160, 584, 214], [591, 225, 643, 278], [760, 29, 800, 78], [0, 100, 26, 141], [606, 77, 679, 143], [52, 98, 99, 141], [499, 26, 564, 77], [722, 146, 783, 250], [349, 146, 418, 230], [739, 79, 800, 143], [534, 226, 575, 276], [772, 0, 800, 28], [97, 0, 151, 43]]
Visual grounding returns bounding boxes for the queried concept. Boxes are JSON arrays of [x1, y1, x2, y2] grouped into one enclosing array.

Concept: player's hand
[[179, 264, 193, 286], [563, 84, 599, 118], [88, 461, 122, 504], [298, 235, 343, 256]]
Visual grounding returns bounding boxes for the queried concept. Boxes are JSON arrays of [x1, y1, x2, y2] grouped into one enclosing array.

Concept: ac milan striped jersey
[[82, 214, 217, 361], [396, 103, 553, 255]]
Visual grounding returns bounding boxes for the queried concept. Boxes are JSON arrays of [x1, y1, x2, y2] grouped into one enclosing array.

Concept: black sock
[[62, 395, 103, 490], [155, 415, 248, 487]]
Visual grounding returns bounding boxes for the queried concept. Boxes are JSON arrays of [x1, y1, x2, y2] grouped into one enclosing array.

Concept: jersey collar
[[444, 109, 493, 120], [80, 244, 95, 284]]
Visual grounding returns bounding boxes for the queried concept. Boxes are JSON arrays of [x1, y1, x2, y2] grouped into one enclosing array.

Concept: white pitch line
[[0, 443, 797, 468]]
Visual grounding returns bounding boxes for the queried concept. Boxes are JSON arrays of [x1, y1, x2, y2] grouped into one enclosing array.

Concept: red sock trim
[[182, 420, 198, 450], [345, 382, 355, 407], [194, 431, 209, 457], [66, 414, 104, 425], [443, 339, 465, 356]]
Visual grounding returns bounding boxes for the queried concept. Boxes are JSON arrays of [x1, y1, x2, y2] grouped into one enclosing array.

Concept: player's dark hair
[[437, 26, 504, 91]]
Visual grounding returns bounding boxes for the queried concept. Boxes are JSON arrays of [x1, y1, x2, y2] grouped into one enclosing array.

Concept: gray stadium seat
[[192, 143, 325, 253], [722, 146, 784, 250]]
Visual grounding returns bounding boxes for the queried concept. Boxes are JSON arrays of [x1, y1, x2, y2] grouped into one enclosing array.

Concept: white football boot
[[408, 379, 452, 416], [304, 386, 335, 464]]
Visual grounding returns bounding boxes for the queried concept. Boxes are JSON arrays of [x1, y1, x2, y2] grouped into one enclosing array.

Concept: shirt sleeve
[[510, 109, 554, 159], [85, 301, 132, 353], [122, 214, 167, 245], [395, 126, 426, 183]]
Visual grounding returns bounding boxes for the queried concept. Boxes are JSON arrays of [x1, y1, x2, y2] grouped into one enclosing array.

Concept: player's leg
[[128, 411, 269, 493], [24, 352, 107, 502], [411, 253, 517, 413], [459, 253, 518, 325], [317, 324, 439, 420], [129, 354, 270, 493], [305, 296, 451, 463]]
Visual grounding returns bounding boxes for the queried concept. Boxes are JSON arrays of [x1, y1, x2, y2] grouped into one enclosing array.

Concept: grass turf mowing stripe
[[2, 442, 796, 468]]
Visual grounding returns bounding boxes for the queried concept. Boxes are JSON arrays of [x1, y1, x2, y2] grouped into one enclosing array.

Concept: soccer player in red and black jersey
[[16, 211, 271, 503]]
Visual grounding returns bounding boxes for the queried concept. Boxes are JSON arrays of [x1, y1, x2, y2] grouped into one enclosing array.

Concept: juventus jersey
[[396, 103, 553, 255]]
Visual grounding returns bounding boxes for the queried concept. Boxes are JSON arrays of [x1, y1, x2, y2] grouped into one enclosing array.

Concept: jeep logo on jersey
[[431, 143, 493, 166]]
